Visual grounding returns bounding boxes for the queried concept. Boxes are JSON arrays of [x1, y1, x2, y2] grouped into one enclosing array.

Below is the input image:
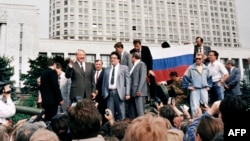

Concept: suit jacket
[[130, 61, 147, 97], [40, 68, 62, 105], [121, 51, 133, 70], [94, 68, 105, 100], [225, 67, 242, 95], [102, 65, 130, 101], [194, 45, 211, 65], [65, 62, 96, 99], [130, 46, 153, 72]]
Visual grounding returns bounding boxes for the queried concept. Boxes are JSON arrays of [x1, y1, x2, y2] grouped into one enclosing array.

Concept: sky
[[36, 0, 250, 48]]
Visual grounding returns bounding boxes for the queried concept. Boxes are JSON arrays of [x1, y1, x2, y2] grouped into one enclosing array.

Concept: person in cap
[[0, 81, 16, 125]]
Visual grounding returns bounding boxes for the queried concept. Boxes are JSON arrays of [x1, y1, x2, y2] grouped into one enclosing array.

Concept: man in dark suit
[[129, 52, 147, 119], [102, 51, 130, 121], [130, 39, 157, 100], [194, 36, 211, 65], [114, 42, 133, 70], [92, 59, 107, 124], [40, 59, 63, 121], [224, 60, 242, 96], [65, 49, 96, 102]]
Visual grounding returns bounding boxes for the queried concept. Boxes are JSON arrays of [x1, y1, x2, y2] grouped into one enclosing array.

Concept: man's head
[[76, 49, 86, 63], [114, 42, 124, 54], [95, 59, 103, 71], [133, 39, 142, 52], [110, 51, 121, 66], [208, 50, 219, 62], [225, 60, 235, 70], [195, 53, 204, 65], [0, 82, 12, 94], [68, 99, 102, 139], [47, 59, 56, 69], [131, 52, 140, 63], [169, 71, 178, 81], [196, 36, 203, 47], [55, 62, 63, 76]]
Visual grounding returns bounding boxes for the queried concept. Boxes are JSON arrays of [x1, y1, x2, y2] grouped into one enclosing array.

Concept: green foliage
[[0, 56, 16, 99], [240, 79, 250, 108], [20, 56, 48, 95]]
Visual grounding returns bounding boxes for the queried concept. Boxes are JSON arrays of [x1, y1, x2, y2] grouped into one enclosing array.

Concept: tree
[[0, 56, 15, 97], [20, 56, 49, 96], [240, 79, 250, 108], [20, 55, 69, 96]]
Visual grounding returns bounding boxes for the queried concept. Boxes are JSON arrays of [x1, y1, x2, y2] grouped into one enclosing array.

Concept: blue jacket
[[182, 63, 212, 89]]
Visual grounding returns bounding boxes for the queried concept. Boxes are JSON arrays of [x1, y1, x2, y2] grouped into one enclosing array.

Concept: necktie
[[111, 67, 115, 84], [96, 71, 99, 83], [199, 47, 202, 53], [80, 62, 85, 72]]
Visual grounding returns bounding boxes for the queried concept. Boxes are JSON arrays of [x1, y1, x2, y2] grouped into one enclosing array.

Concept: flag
[[150, 44, 194, 82]]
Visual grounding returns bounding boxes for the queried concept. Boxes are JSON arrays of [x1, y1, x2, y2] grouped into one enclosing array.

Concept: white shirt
[[208, 60, 228, 82], [109, 64, 120, 89], [130, 59, 141, 74], [0, 95, 16, 124], [77, 61, 85, 72]]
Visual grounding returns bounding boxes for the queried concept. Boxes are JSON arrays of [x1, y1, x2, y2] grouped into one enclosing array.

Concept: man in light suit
[[130, 39, 157, 100], [194, 36, 211, 65], [224, 60, 242, 96], [65, 49, 96, 102], [129, 52, 147, 119], [55, 62, 71, 113], [102, 51, 130, 121], [114, 42, 133, 70]]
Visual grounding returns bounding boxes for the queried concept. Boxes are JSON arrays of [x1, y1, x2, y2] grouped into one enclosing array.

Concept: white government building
[[0, 0, 249, 88]]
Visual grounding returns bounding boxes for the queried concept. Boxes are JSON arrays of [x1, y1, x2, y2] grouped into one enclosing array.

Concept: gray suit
[[102, 64, 130, 120], [120, 51, 133, 70], [224, 67, 242, 96], [58, 72, 71, 113], [66, 62, 96, 100], [129, 61, 147, 119]]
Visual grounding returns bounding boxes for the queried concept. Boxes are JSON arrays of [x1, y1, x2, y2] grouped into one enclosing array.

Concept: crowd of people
[[0, 37, 249, 141]]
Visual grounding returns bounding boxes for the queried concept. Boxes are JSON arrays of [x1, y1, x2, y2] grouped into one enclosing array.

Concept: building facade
[[49, 0, 240, 47], [0, 0, 249, 87]]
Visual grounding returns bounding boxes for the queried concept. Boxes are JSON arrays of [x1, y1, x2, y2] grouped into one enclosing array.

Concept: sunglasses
[[195, 58, 202, 60]]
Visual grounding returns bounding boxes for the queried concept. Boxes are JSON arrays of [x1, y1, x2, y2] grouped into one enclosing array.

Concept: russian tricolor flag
[[150, 44, 194, 82]]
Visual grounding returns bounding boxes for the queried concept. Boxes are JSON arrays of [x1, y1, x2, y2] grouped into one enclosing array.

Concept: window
[[39, 52, 47, 57], [52, 53, 64, 58], [86, 54, 96, 63], [101, 54, 110, 68]]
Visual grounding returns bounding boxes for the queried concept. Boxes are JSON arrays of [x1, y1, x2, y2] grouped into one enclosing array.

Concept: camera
[[154, 97, 162, 106], [105, 109, 109, 116]]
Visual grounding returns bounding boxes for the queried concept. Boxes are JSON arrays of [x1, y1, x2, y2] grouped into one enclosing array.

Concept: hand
[[156, 102, 164, 111], [68, 59, 74, 67], [59, 100, 64, 106], [104, 109, 113, 121], [224, 84, 230, 90], [148, 70, 155, 76], [91, 93, 97, 99], [136, 92, 141, 96], [218, 81, 223, 87], [125, 95, 130, 100], [188, 86, 195, 91], [206, 87, 210, 91]]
